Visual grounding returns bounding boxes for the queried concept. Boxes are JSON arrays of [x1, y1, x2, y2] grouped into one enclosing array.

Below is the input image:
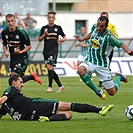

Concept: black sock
[[22, 75, 34, 83], [70, 103, 101, 113], [49, 114, 67, 121], [48, 70, 54, 87], [53, 71, 62, 87]]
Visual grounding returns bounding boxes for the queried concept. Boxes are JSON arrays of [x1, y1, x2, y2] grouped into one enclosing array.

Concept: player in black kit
[[0, 74, 114, 121], [1, 14, 42, 84], [38, 11, 66, 92]]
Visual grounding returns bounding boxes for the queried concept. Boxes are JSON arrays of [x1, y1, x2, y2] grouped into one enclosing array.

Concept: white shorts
[[77, 54, 85, 62], [79, 62, 114, 89]]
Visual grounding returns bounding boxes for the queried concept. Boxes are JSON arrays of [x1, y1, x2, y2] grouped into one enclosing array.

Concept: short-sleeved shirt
[[84, 25, 123, 67], [39, 24, 66, 56], [1, 86, 59, 120], [23, 18, 37, 28], [1, 27, 30, 61]]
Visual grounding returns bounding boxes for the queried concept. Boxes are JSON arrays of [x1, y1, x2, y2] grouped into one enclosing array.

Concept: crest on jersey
[[15, 35, 19, 39], [54, 28, 58, 32], [91, 39, 100, 49]]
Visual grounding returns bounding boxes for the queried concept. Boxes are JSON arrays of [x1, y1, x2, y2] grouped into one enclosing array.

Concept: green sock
[[80, 73, 99, 93], [113, 75, 121, 91]]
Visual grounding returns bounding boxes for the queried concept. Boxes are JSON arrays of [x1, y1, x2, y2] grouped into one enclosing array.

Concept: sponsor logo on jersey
[[8, 41, 20, 47], [91, 39, 100, 49]]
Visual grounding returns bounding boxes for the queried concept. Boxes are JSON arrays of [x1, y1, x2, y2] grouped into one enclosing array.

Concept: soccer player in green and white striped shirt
[[76, 16, 133, 99], [74, 27, 90, 67]]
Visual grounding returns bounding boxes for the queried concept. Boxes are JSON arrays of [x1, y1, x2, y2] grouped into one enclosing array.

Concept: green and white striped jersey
[[80, 39, 89, 56], [84, 25, 123, 67]]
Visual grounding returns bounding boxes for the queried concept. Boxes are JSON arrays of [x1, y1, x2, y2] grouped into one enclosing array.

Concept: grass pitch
[[0, 75, 133, 133]]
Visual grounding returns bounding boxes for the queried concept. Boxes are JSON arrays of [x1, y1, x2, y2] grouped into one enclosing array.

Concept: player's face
[[47, 14, 55, 25], [6, 16, 16, 30], [13, 77, 24, 92], [80, 27, 86, 36], [97, 20, 108, 34]]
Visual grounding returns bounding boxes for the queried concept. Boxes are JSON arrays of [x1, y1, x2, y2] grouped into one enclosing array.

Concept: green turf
[[0, 76, 133, 133]]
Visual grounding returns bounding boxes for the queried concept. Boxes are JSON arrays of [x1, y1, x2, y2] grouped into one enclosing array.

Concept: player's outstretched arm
[[0, 96, 8, 105], [121, 44, 133, 56]]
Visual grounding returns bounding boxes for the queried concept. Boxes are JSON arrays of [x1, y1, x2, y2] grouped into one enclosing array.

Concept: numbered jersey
[[84, 25, 123, 67]]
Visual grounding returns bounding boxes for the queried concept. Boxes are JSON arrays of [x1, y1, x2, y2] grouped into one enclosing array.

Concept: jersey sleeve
[[3, 86, 16, 99], [109, 34, 123, 48], [91, 24, 97, 32], [22, 30, 31, 46], [1, 30, 7, 46], [0, 105, 7, 116], [39, 26, 45, 36], [58, 26, 65, 37]]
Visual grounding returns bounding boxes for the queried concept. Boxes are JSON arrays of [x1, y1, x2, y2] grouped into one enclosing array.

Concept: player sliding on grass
[[0, 74, 113, 122], [76, 16, 133, 99]]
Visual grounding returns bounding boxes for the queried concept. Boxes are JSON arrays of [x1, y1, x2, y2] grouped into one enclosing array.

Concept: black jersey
[[1, 86, 59, 120], [1, 27, 31, 60], [40, 24, 65, 55], [1, 86, 32, 120]]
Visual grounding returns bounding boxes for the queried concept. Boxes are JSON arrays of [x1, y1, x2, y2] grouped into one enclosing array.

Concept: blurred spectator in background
[[23, 13, 37, 29], [74, 27, 90, 67], [14, 12, 26, 29]]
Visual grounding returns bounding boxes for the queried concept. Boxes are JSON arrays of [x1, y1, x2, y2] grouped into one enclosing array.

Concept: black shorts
[[43, 54, 58, 67], [29, 98, 59, 120], [10, 57, 28, 75]]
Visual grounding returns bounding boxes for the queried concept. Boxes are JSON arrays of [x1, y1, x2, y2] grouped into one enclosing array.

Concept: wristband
[[129, 51, 133, 56]]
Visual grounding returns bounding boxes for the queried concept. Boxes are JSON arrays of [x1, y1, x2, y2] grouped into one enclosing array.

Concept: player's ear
[[12, 80, 16, 86]]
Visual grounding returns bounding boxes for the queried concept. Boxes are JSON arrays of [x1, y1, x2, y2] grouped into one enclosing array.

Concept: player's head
[[100, 12, 109, 18], [8, 74, 24, 92], [26, 13, 31, 18], [5, 14, 16, 30], [80, 27, 86, 36], [97, 16, 108, 34], [47, 11, 56, 25]]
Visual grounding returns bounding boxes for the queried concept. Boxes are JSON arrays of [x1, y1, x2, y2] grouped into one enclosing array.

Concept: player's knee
[[106, 88, 116, 96], [77, 66, 86, 76]]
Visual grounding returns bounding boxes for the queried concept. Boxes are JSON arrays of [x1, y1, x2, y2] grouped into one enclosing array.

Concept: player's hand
[[5, 51, 9, 58], [73, 34, 79, 39], [75, 43, 80, 47], [79, 42, 84, 46], [14, 47, 21, 54], [73, 35, 82, 42], [57, 38, 64, 45], [128, 50, 133, 56], [44, 29, 48, 37]]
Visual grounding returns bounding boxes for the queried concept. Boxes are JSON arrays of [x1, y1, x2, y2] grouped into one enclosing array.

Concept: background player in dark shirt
[[38, 11, 66, 92], [0, 74, 114, 121], [1, 14, 42, 84]]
